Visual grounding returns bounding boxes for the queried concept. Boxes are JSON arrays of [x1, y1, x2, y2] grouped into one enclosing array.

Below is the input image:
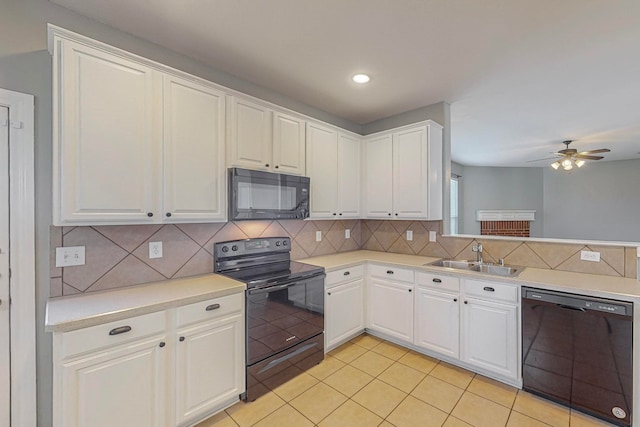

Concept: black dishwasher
[[522, 287, 633, 427]]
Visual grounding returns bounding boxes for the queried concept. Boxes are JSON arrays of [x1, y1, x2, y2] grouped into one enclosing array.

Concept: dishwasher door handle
[[558, 304, 586, 312]]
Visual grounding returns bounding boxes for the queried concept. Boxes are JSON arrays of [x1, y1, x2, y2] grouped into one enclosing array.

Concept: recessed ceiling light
[[352, 74, 370, 84]]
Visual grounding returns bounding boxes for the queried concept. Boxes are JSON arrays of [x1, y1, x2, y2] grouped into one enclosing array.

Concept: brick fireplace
[[476, 210, 535, 238]]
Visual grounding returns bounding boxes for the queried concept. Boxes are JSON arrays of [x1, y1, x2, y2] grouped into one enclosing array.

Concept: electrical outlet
[[580, 250, 600, 262], [55, 246, 86, 267], [315, 231, 322, 242], [429, 231, 437, 242], [406, 230, 413, 241], [149, 241, 163, 259], [345, 229, 351, 239]]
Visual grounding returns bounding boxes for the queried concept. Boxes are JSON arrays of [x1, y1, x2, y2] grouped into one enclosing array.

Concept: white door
[[228, 97, 271, 171], [363, 134, 393, 218], [393, 126, 428, 218], [0, 106, 10, 426], [367, 279, 414, 342], [306, 123, 338, 218], [326, 279, 364, 349], [273, 112, 305, 175], [163, 75, 226, 222], [414, 288, 459, 358], [337, 134, 361, 218]]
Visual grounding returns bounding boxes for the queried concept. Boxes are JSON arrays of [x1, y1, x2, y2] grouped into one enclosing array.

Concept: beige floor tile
[[506, 411, 551, 427], [318, 399, 383, 427], [225, 392, 285, 427], [268, 372, 319, 401], [429, 362, 475, 389], [289, 382, 348, 424], [411, 375, 464, 413], [442, 416, 473, 427], [570, 410, 616, 426], [397, 350, 439, 374], [352, 378, 407, 418], [323, 364, 374, 397], [350, 351, 395, 377], [306, 355, 346, 380], [371, 341, 410, 360], [379, 422, 395, 427], [195, 410, 239, 427], [467, 375, 517, 408], [451, 392, 511, 427], [350, 333, 383, 349], [328, 342, 369, 363], [386, 395, 448, 427], [512, 391, 569, 426], [378, 362, 426, 393], [251, 404, 313, 427]]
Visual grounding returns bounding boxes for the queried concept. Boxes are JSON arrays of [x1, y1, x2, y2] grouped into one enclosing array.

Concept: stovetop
[[219, 260, 325, 289]]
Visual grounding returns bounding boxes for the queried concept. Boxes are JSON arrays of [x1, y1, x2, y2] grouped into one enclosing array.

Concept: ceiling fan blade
[[578, 148, 610, 155], [526, 157, 562, 163], [574, 154, 604, 160]]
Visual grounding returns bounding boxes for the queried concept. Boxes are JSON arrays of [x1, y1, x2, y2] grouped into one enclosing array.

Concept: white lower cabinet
[[414, 288, 460, 359], [52, 293, 245, 427], [367, 265, 414, 342], [325, 266, 365, 350], [460, 279, 519, 381]]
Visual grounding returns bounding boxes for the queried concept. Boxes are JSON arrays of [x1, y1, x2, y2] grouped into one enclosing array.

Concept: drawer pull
[[464, 301, 468, 304], [483, 286, 495, 292], [179, 336, 185, 342], [327, 292, 332, 296], [408, 289, 412, 292], [432, 278, 442, 283], [109, 326, 132, 336], [454, 298, 458, 302], [386, 270, 394, 274], [205, 303, 221, 311], [159, 342, 166, 348], [343, 271, 350, 276]]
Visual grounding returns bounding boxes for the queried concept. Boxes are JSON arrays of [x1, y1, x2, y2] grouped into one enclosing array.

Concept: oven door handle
[[257, 341, 319, 375], [248, 282, 297, 295]]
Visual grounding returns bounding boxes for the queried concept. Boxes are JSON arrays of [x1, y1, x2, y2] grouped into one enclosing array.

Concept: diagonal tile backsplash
[[49, 219, 639, 297]]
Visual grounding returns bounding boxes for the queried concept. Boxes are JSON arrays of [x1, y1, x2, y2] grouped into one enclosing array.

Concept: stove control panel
[[214, 237, 291, 259]]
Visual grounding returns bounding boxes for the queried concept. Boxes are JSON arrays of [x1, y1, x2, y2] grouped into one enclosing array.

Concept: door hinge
[[0, 119, 7, 127], [10, 120, 23, 129]]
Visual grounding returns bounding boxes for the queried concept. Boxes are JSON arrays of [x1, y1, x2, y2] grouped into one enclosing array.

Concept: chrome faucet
[[472, 242, 483, 264]]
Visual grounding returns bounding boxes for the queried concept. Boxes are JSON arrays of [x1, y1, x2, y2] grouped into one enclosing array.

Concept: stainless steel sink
[[428, 259, 522, 277]]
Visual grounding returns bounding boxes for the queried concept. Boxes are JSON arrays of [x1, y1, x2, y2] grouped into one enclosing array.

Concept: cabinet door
[[461, 298, 518, 380], [175, 316, 244, 425], [393, 126, 428, 219], [326, 279, 364, 350], [338, 134, 361, 218], [414, 288, 459, 358], [367, 278, 414, 342], [55, 39, 159, 224], [60, 336, 167, 427], [363, 134, 393, 218], [273, 112, 306, 175], [306, 123, 339, 218], [163, 75, 226, 222], [228, 97, 271, 170]]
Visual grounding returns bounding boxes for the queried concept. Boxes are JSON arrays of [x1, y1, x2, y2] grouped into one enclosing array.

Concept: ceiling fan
[[528, 140, 610, 171]]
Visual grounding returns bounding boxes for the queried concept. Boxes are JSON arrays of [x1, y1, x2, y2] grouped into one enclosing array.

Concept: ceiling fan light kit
[[547, 140, 609, 172]]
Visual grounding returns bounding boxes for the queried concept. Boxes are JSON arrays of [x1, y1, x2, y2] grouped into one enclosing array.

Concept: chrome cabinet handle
[[205, 303, 221, 311], [109, 326, 132, 336]]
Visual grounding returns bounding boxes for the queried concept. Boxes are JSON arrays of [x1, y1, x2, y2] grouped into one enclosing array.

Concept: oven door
[[246, 275, 324, 365], [229, 168, 310, 220]]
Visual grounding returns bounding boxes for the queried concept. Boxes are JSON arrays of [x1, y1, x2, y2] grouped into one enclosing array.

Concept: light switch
[[429, 231, 437, 242], [55, 246, 86, 267]]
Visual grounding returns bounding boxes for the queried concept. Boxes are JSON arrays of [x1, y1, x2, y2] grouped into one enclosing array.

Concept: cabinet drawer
[[326, 264, 365, 287], [463, 279, 518, 304], [369, 264, 414, 283], [60, 310, 166, 358], [416, 272, 459, 293], [176, 292, 243, 328]]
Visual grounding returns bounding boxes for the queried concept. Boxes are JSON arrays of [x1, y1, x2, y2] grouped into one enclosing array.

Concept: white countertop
[[302, 250, 640, 301], [46, 274, 245, 332]]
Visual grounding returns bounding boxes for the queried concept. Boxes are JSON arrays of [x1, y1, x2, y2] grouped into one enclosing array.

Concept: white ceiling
[[50, 0, 640, 166]]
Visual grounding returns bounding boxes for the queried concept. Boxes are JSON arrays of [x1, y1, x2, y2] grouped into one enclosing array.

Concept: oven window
[[237, 182, 298, 211], [247, 280, 324, 365]]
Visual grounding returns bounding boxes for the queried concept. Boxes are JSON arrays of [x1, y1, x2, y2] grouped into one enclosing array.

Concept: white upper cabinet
[[50, 26, 228, 225], [53, 37, 160, 224], [363, 121, 443, 220], [228, 97, 306, 175], [306, 123, 361, 219], [163, 75, 226, 222]]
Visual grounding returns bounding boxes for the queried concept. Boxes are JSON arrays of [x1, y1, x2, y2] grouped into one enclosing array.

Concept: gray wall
[[362, 102, 447, 134], [458, 166, 544, 236], [543, 159, 640, 241]]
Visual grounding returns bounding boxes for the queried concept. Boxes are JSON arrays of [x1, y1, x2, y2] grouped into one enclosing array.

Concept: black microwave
[[229, 168, 310, 221]]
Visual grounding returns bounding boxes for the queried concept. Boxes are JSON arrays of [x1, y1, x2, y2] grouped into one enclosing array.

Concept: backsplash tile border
[[50, 219, 639, 297]]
